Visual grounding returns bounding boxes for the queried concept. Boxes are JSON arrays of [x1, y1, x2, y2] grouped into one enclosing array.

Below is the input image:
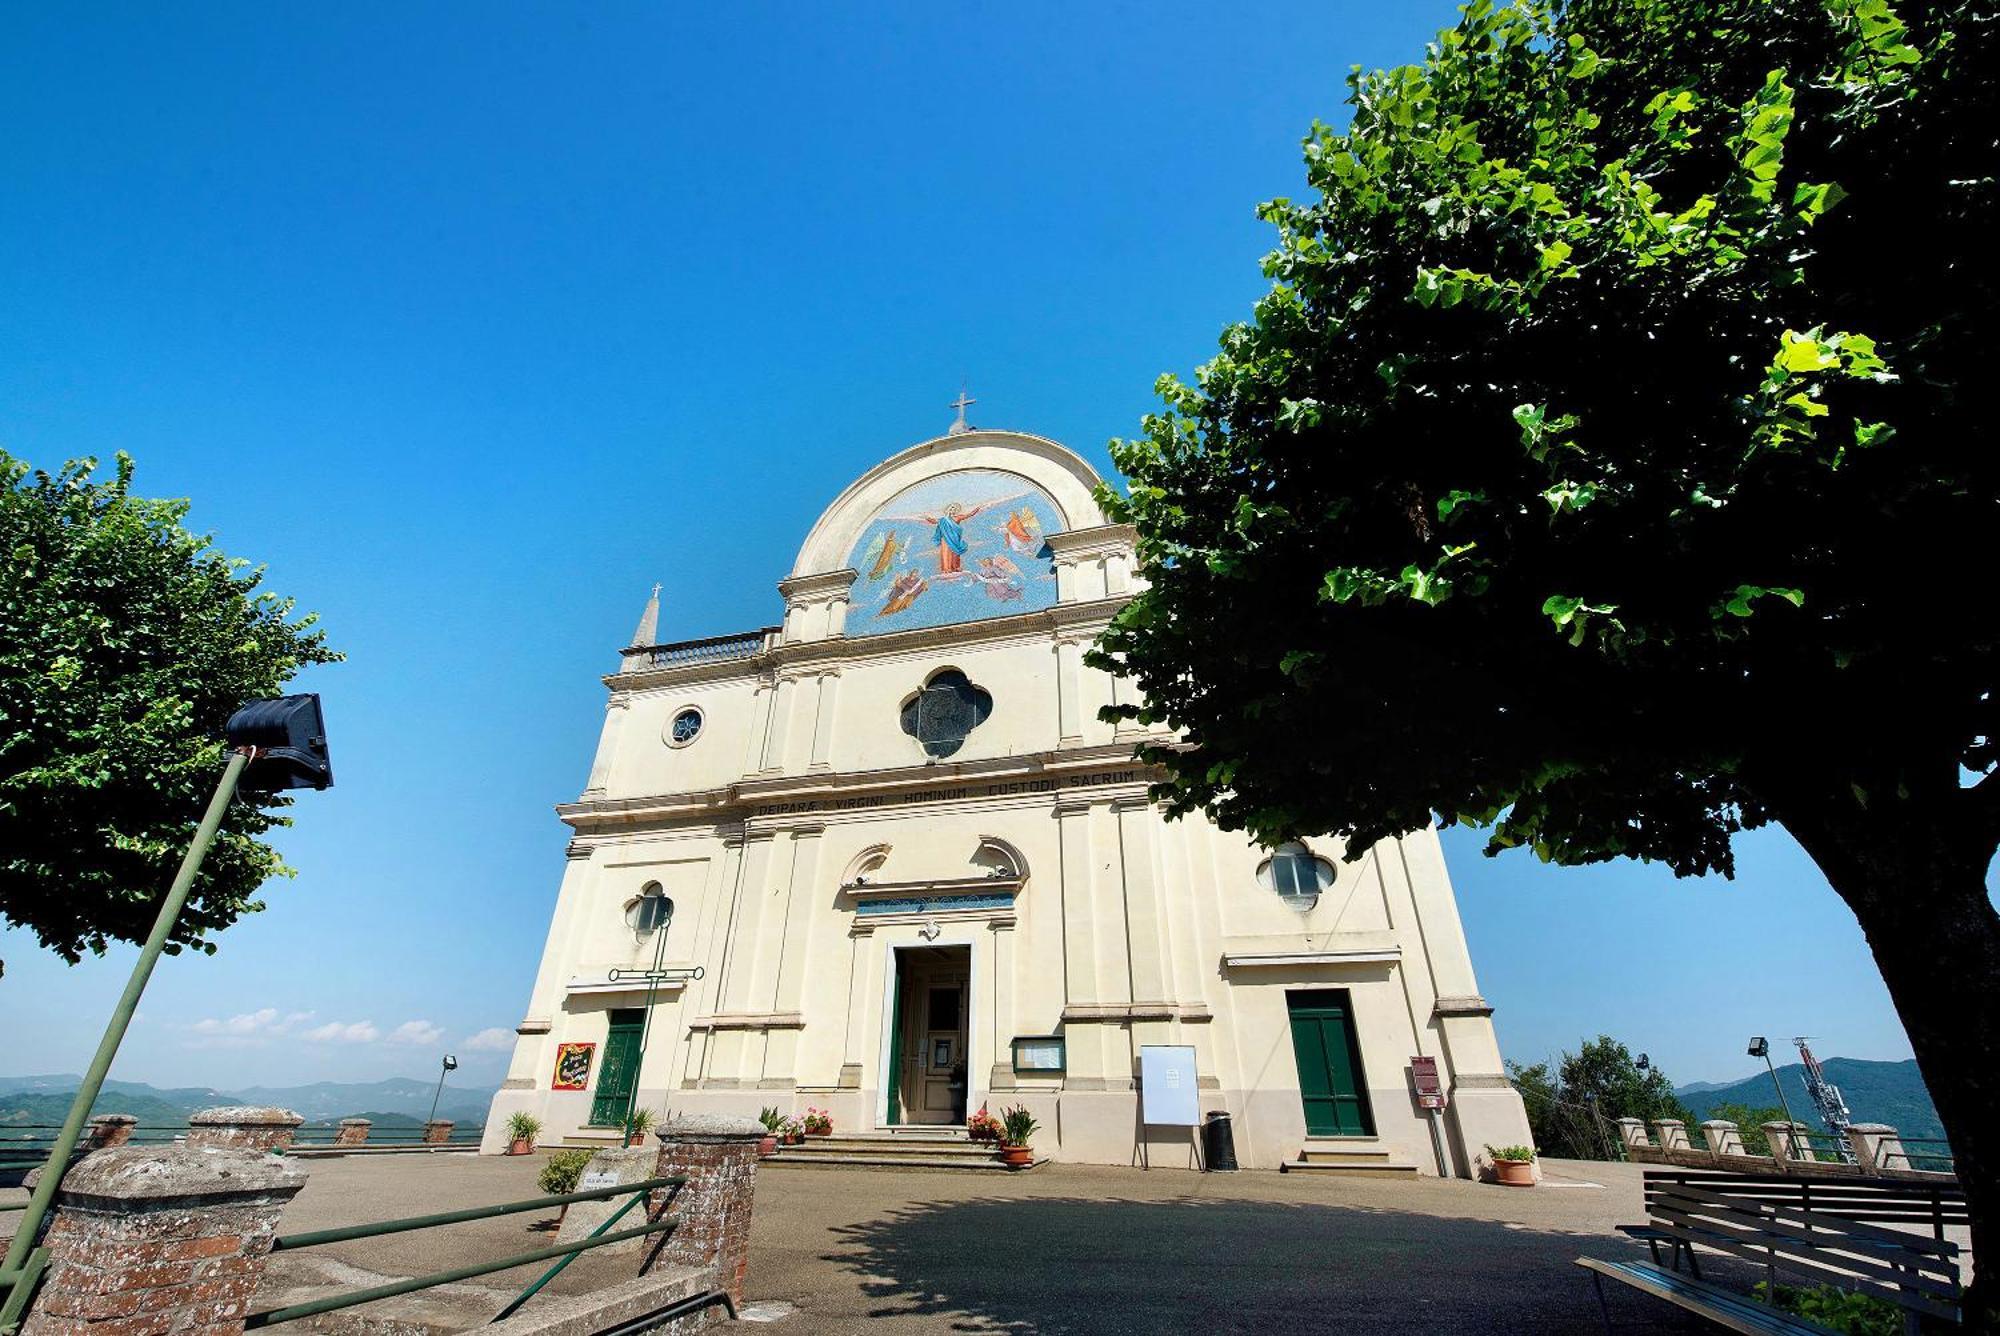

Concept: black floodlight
[[1748, 1036, 1769, 1059], [442, 1055, 459, 1073], [1635, 1053, 1649, 1071], [225, 693, 333, 790]]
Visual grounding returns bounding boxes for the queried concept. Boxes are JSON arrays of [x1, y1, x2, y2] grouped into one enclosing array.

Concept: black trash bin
[[1202, 1110, 1239, 1171]]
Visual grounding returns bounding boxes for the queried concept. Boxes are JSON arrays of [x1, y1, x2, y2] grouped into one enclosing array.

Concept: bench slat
[[1576, 1257, 1843, 1336], [1661, 1183, 1960, 1256]]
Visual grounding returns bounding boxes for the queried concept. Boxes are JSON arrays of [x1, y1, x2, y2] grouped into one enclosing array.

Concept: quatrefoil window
[[900, 669, 993, 759]]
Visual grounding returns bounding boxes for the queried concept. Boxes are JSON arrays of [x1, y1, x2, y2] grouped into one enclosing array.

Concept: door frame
[[589, 1008, 646, 1128], [875, 935, 982, 1129]]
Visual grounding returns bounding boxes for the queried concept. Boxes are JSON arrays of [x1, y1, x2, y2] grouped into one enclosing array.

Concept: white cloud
[[304, 1020, 380, 1044], [192, 1007, 280, 1037], [183, 1008, 318, 1047], [387, 1020, 445, 1047], [463, 1027, 514, 1053]]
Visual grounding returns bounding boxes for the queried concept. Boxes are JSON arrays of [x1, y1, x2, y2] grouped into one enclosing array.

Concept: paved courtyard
[[5, 1155, 1725, 1332]]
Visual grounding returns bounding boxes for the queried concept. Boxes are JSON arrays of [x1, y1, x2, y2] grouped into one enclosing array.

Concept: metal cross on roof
[[948, 385, 976, 435]]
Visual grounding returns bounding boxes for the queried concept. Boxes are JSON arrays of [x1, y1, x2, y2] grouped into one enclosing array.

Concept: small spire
[[947, 384, 976, 436], [630, 582, 661, 648]]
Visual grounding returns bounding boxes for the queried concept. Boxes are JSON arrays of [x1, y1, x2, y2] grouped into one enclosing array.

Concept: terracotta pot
[[786, 1133, 804, 1145], [628, 1133, 647, 1147], [758, 1134, 778, 1157], [1000, 1145, 1033, 1167], [508, 1138, 533, 1156], [1494, 1158, 1535, 1186], [806, 1127, 830, 1137]]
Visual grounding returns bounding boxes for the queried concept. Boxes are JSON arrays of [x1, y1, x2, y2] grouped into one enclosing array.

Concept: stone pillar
[[1653, 1119, 1690, 1153], [1700, 1120, 1745, 1156], [1846, 1123, 1905, 1174], [651, 1114, 763, 1307], [422, 1120, 453, 1146], [186, 1107, 303, 1153], [334, 1118, 371, 1147], [1764, 1121, 1807, 1164], [1615, 1117, 1649, 1150], [83, 1116, 137, 1151], [21, 1144, 306, 1336]]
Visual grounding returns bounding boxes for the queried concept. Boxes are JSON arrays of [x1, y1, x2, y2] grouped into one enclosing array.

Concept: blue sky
[[0, 2, 1930, 1095]]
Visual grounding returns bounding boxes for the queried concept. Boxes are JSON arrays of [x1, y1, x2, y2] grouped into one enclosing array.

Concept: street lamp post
[[1748, 1036, 1802, 1144], [428, 1054, 459, 1127]]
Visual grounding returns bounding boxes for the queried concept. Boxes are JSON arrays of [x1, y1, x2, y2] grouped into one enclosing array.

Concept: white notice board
[[1139, 1044, 1201, 1126]]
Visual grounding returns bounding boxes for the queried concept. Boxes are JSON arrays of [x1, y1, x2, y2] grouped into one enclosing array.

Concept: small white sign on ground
[[1139, 1044, 1201, 1126]]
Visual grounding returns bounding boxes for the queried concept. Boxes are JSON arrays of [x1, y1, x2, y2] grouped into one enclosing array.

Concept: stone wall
[[1615, 1116, 1955, 1182]]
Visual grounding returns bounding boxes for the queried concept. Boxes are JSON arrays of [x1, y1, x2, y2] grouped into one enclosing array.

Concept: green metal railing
[[243, 1175, 690, 1329]]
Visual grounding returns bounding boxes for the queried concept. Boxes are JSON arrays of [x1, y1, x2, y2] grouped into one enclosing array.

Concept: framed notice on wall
[[1139, 1045, 1201, 1126], [552, 1042, 595, 1091]]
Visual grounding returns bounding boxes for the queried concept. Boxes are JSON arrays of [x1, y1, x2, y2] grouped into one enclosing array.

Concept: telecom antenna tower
[[1795, 1037, 1853, 1158]]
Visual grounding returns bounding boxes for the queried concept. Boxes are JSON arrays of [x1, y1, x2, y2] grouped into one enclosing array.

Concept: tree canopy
[[0, 452, 338, 968], [1511, 1035, 1694, 1159], [1096, 0, 1994, 870]]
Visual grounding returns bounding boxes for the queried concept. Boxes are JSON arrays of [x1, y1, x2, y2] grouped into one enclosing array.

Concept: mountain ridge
[[0, 1074, 498, 1126], [1673, 1057, 1940, 1140]]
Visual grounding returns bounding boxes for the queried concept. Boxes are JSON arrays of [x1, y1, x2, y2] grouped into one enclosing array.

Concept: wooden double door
[[1287, 989, 1376, 1137]]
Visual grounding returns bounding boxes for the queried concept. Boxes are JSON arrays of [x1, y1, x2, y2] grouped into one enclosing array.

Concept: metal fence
[[1880, 1135, 1956, 1174], [629, 628, 776, 669]]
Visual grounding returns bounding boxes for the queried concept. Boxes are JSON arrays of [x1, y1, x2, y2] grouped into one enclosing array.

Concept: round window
[[626, 886, 673, 934], [667, 707, 703, 747], [1257, 842, 1334, 910]]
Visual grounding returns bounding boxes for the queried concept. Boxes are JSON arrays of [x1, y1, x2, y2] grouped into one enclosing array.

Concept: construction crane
[[1795, 1037, 1854, 1158]]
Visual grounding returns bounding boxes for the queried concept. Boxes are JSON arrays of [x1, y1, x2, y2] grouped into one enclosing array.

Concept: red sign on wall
[[1411, 1055, 1447, 1110]]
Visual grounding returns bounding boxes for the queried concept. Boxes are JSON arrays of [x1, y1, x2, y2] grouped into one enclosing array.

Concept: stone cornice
[[602, 596, 1129, 692], [777, 568, 858, 602], [1043, 523, 1137, 562], [556, 740, 1167, 833]]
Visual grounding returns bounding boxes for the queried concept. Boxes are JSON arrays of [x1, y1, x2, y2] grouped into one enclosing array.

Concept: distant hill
[[1676, 1057, 1941, 1140], [0, 1075, 497, 1129]]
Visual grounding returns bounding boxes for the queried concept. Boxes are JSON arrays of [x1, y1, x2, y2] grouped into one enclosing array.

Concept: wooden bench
[[1580, 1183, 1963, 1333], [1641, 1169, 1968, 1241]]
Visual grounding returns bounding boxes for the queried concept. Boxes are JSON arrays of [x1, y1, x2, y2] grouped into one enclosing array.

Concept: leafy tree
[[1511, 1035, 1693, 1158], [1095, 0, 1997, 1314], [0, 452, 338, 970]]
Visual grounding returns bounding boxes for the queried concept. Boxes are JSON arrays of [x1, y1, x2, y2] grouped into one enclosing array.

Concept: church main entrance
[[885, 945, 970, 1126]]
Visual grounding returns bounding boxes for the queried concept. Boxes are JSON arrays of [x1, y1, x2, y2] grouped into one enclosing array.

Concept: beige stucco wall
[[486, 430, 1532, 1176]]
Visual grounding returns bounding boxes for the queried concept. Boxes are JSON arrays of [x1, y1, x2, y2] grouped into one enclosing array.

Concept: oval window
[[668, 708, 703, 747], [626, 884, 674, 935]]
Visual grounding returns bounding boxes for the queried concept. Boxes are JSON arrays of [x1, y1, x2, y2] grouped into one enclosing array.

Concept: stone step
[[795, 1137, 993, 1157], [1280, 1158, 1420, 1177], [1297, 1147, 1398, 1165], [764, 1153, 1043, 1173]]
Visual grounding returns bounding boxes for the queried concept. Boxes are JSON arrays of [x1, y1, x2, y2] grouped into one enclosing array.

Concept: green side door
[[884, 971, 905, 1125], [1287, 990, 1375, 1137], [590, 1009, 645, 1127]]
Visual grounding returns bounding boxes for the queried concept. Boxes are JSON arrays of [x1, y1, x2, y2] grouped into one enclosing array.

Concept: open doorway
[[885, 945, 970, 1126]]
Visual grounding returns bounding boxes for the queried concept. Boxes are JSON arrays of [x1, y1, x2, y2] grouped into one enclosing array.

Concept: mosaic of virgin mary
[[844, 470, 1062, 636]]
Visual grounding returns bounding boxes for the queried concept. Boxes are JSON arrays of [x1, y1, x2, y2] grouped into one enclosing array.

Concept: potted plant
[[625, 1107, 657, 1147], [505, 1111, 543, 1156], [999, 1104, 1039, 1167], [537, 1148, 595, 1223], [803, 1107, 833, 1137], [967, 1105, 1003, 1144], [1486, 1144, 1537, 1186], [781, 1115, 806, 1146], [756, 1107, 783, 1157]]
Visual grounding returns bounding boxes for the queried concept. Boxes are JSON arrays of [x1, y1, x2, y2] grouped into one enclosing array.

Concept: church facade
[[484, 426, 1533, 1174]]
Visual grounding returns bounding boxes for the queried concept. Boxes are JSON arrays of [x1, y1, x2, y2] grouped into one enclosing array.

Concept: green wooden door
[[884, 971, 905, 1125], [1287, 990, 1375, 1137], [590, 1009, 645, 1127]]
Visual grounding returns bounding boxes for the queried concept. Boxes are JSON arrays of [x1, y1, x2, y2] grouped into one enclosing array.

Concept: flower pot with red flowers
[[781, 1116, 806, 1146], [803, 1107, 833, 1137], [999, 1104, 1039, 1167], [967, 1105, 1003, 1144], [1487, 1144, 1536, 1186], [504, 1111, 542, 1156]]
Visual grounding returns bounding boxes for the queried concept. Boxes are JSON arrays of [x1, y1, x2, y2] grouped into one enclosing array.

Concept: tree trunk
[[1778, 796, 2000, 1333]]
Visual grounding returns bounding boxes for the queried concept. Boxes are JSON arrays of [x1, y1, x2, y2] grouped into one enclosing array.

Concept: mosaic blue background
[[843, 469, 1063, 636]]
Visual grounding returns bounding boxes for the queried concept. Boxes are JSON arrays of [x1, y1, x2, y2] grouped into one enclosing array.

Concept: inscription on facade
[[752, 769, 1139, 819]]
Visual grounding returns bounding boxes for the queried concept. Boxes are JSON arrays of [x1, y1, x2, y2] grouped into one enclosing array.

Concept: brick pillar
[[422, 1120, 453, 1146], [1700, 1120, 1745, 1156], [185, 1107, 303, 1153], [651, 1114, 763, 1306], [21, 1143, 306, 1336], [84, 1116, 137, 1151], [1652, 1119, 1690, 1152], [334, 1119, 371, 1147]]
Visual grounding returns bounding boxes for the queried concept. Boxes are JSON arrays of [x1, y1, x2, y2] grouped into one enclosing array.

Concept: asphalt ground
[[4, 1153, 1744, 1332]]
